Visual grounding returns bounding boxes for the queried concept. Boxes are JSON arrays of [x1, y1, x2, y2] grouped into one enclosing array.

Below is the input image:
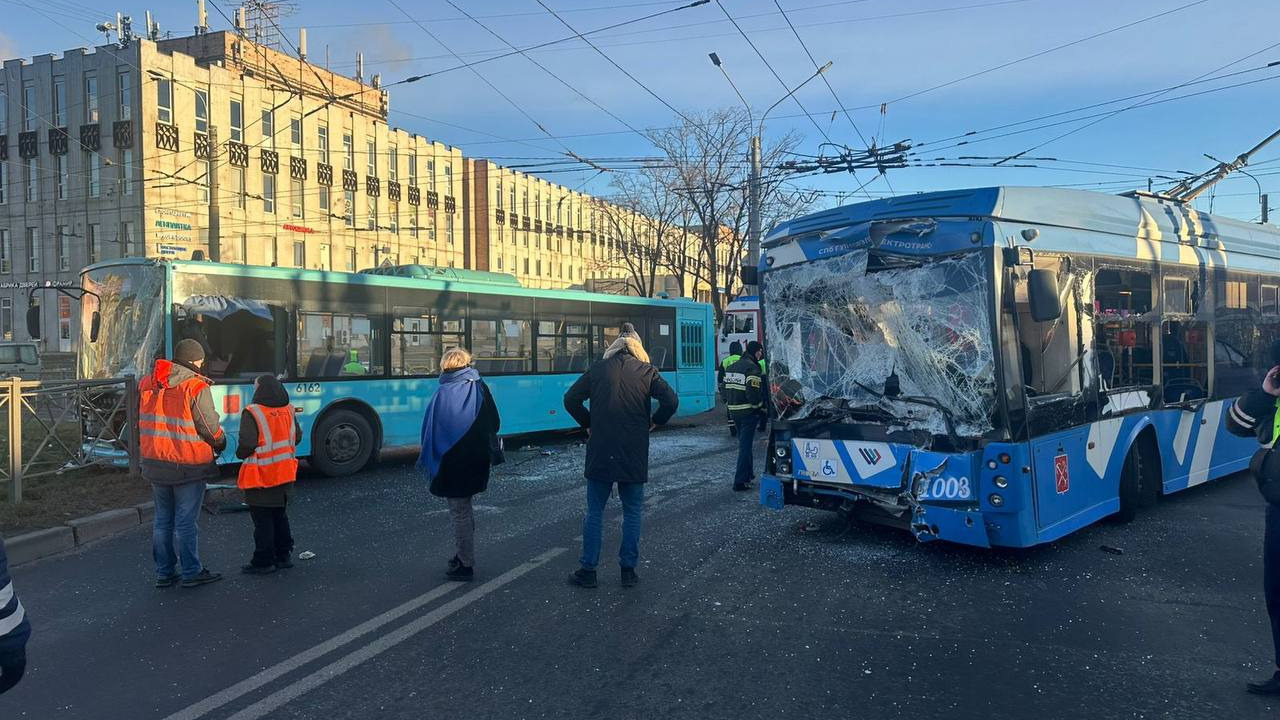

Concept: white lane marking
[[162, 582, 463, 720], [223, 547, 567, 720], [1187, 401, 1225, 488]]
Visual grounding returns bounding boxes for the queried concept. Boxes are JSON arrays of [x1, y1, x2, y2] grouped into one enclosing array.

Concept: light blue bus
[[756, 186, 1280, 547], [73, 259, 716, 475]]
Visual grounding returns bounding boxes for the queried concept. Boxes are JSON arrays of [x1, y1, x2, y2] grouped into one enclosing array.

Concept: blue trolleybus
[[74, 259, 716, 475], [756, 186, 1280, 547]]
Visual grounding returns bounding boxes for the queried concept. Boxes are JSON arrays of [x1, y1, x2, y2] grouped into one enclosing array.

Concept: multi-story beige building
[[0, 27, 734, 350]]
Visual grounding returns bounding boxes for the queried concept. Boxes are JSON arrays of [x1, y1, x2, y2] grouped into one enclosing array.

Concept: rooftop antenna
[[119, 14, 134, 47], [195, 0, 209, 34], [95, 19, 117, 44], [145, 11, 161, 41], [242, 0, 297, 51], [1167, 126, 1280, 203]]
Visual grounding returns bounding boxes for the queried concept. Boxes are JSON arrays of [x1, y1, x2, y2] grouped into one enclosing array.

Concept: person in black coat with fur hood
[[564, 323, 678, 589], [1227, 340, 1280, 696]]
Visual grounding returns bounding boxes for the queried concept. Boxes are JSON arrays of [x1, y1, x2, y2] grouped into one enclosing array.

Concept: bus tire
[[310, 409, 375, 477], [1116, 442, 1157, 522]]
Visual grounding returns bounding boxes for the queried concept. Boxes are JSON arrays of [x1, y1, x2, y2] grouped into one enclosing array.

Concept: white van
[[0, 342, 41, 378]]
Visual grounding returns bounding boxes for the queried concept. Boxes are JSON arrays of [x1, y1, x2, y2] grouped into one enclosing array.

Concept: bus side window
[[1212, 273, 1261, 401], [1093, 268, 1154, 397], [174, 298, 285, 380], [1159, 275, 1208, 405], [297, 311, 385, 378]]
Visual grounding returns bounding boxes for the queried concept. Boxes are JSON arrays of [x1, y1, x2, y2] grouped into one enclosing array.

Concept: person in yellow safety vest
[[1228, 340, 1280, 696], [139, 339, 227, 589], [236, 374, 303, 575], [724, 341, 765, 491], [719, 341, 743, 436], [342, 349, 367, 375]]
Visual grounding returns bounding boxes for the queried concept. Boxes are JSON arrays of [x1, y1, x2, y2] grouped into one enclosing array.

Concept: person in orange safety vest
[[236, 374, 302, 575], [139, 339, 226, 589]]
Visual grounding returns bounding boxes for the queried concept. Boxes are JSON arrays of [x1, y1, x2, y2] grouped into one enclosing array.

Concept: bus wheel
[[311, 409, 375, 477], [1116, 443, 1157, 522]]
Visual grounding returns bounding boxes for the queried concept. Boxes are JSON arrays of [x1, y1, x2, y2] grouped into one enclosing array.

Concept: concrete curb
[[7, 502, 155, 567]]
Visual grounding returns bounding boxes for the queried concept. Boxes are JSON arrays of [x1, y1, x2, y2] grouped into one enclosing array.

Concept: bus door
[[677, 307, 713, 401]]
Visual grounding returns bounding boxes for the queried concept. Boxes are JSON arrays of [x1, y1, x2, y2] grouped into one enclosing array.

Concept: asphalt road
[[3, 416, 1278, 720]]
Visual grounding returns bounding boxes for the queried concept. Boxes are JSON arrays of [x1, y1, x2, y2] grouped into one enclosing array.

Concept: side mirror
[[740, 264, 758, 287], [25, 306, 41, 339], [89, 311, 102, 343], [1027, 268, 1062, 322]]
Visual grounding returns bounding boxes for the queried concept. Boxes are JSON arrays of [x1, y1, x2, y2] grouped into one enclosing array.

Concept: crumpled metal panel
[[763, 249, 996, 437]]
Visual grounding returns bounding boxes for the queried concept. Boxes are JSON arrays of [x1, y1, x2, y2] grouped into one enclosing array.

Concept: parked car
[[0, 342, 41, 379]]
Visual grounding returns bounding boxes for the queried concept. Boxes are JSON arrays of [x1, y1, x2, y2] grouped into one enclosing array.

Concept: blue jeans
[[580, 479, 644, 570], [152, 482, 207, 580], [734, 414, 758, 486]]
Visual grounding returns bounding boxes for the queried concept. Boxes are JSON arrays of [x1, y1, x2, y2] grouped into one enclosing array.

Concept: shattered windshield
[[764, 249, 996, 437], [80, 264, 165, 379]]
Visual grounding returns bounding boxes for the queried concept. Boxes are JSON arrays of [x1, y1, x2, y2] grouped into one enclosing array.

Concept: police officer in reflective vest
[[236, 374, 302, 574], [140, 339, 226, 589], [723, 341, 765, 492], [1227, 340, 1280, 696], [719, 341, 743, 436]]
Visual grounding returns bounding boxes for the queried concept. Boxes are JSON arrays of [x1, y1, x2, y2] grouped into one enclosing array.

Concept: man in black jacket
[[1226, 340, 1280, 695], [724, 341, 766, 492], [564, 324, 679, 588]]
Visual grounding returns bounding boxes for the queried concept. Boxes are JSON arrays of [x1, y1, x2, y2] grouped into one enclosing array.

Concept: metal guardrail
[[1, 376, 140, 503]]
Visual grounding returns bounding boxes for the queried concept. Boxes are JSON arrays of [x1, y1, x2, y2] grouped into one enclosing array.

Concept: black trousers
[[248, 506, 294, 567], [1266, 504, 1280, 668], [0, 648, 25, 695]]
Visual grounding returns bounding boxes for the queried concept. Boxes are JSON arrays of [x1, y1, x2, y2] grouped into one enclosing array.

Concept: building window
[[263, 173, 276, 213], [427, 159, 435, 191], [156, 76, 172, 124], [390, 202, 399, 234], [343, 132, 354, 171], [26, 228, 40, 272], [411, 207, 419, 238], [0, 298, 9, 341], [229, 97, 243, 142], [347, 247, 357, 271], [344, 190, 355, 226], [389, 147, 398, 182], [291, 178, 303, 218], [319, 243, 331, 271], [235, 167, 246, 209], [446, 215, 454, 244], [319, 184, 330, 213], [195, 88, 208, 133], [262, 109, 274, 148], [199, 159, 211, 202], [122, 150, 134, 195], [83, 75, 99, 124], [87, 224, 99, 264], [0, 85, 6, 135], [317, 123, 329, 164], [240, 233, 248, 264], [408, 152, 417, 186], [444, 163, 452, 190], [53, 76, 66, 127], [366, 139, 377, 176], [290, 113, 302, 152], [22, 81, 36, 131], [368, 196, 378, 230], [116, 69, 131, 121], [522, 189, 529, 216], [509, 183, 515, 213], [120, 221, 138, 255], [56, 156, 67, 199], [535, 192, 541, 220], [0, 230, 10, 273], [293, 241, 305, 267], [25, 159, 38, 202]]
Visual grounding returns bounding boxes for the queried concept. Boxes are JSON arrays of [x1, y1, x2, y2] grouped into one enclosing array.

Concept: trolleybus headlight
[[988, 493, 1004, 507], [987, 460, 998, 470], [778, 460, 792, 475], [994, 476, 1008, 489], [998, 453, 1012, 464]]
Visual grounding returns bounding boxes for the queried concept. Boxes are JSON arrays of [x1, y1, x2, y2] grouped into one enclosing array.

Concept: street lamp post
[[709, 54, 831, 290]]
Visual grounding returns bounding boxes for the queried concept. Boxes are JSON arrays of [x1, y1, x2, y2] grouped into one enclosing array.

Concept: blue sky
[[8, 0, 1280, 221]]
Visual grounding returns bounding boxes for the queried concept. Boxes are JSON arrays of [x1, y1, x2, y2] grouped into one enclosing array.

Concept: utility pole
[[207, 125, 220, 261], [1263, 194, 1270, 224], [747, 135, 761, 288]]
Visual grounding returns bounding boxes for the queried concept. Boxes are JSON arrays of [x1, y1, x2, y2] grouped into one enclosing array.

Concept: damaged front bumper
[[761, 438, 1037, 548]]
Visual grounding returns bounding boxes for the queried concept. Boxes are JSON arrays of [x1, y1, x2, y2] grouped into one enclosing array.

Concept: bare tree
[[647, 108, 812, 320]]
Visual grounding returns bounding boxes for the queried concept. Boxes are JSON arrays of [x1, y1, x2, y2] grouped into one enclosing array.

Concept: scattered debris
[[799, 520, 822, 533], [298, 550, 317, 560], [540, 450, 554, 456], [1098, 545, 1124, 556]]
